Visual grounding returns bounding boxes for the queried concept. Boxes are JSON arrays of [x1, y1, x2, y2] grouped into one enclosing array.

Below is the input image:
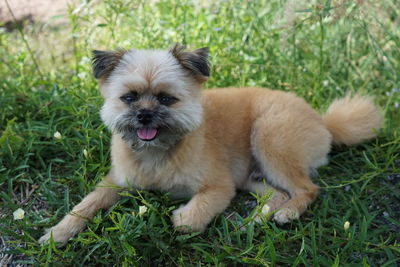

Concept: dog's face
[[92, 45, 209, 151]]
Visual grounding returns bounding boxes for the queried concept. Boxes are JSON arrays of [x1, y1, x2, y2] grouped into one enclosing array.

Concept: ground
[[0, 0, 69, 29], [0, 0, 399, 266]]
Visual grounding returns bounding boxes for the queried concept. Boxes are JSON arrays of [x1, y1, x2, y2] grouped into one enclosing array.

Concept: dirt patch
[[0, 0, 71, 26]]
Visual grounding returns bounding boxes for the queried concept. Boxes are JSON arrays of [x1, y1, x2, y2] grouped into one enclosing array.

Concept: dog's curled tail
[[322, 94, 383, 146]]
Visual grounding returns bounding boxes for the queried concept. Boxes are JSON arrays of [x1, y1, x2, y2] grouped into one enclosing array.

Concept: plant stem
[[4, 0, 44, 80]]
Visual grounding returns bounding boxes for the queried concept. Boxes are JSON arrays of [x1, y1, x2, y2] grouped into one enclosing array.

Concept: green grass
[[1, 0, 399, 265]]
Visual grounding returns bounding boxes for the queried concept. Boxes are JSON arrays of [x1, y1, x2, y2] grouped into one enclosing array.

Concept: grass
[[0, 0, 399, 265]]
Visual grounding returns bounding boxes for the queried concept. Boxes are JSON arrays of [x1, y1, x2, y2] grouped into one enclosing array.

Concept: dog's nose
[[137, 109, 153, 125]]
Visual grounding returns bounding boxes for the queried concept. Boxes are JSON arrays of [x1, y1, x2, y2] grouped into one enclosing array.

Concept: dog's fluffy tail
[[322, 94, 383, 146]]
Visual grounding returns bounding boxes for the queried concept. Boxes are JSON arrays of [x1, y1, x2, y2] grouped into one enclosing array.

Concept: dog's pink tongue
[[137, 128, 157, 140]]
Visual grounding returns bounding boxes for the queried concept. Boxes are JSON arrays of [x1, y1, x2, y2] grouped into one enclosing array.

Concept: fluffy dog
[[39, 44, 382, 245]]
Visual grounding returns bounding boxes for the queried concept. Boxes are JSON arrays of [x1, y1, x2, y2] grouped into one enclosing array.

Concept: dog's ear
[[92, 49, 126, 80], [170, 44, 210, 83]]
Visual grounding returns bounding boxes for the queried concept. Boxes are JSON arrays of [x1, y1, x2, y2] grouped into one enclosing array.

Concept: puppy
[[39, 44, 382, 245]]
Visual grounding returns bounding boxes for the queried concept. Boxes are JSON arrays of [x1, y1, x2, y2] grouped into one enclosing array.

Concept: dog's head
[[92, 44, 209, 151]]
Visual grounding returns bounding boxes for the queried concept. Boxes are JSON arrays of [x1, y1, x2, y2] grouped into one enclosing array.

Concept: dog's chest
[[116, 150, 203, 195], [137, 161, 202, 196]]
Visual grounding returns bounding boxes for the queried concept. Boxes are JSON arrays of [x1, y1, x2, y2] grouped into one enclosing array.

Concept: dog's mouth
[[136, 127, 158, 141]]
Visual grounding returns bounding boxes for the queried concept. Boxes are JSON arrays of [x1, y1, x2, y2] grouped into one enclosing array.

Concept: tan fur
[[39, 47, 383, 245], [323, 94, 383, 145]]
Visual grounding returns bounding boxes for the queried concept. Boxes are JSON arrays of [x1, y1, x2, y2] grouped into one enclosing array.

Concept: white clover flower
[[83, 149, 89, 158], [138, 205, 148, 216], [13, 208, 25, 220], [344, 221, 350, 231], [53, 131, 62, 139]]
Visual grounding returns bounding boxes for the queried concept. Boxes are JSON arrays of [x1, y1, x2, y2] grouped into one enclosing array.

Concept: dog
[[39, 44, 382, 245]]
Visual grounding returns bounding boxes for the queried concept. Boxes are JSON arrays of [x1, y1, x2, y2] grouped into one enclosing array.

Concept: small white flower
[[138, 205, 148, 216], [53, 131, 62, 139], [394, 102, 399, 109], [344, 221, 350, 231], [79, 56, 90, 65], [322, 80, 329, 87], [261, 204, 270, 215], [83, 149, 89, 158], [13, 208, 25, 220], [77, 72, 87, 79]]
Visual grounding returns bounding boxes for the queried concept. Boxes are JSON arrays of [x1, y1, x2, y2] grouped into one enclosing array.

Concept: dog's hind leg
[[245, 169, 290, 215], [250, 95, 331, 224]]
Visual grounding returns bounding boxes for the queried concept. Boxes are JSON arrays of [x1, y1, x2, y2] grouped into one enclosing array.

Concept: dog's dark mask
[[114, 100, 191, 151]]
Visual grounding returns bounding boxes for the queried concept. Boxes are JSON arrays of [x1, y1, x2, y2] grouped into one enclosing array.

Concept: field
[[1, 0, 399, 265]]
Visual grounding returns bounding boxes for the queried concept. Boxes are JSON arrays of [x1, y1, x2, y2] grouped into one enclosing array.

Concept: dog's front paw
[[172, 205, 206, 232], [38, 215, 85, 245], [38, 226, 74, 245], [273, 207, 299, 224]]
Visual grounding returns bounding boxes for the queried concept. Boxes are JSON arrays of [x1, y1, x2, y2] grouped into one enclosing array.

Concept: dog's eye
[[120, 92, 139, 104], [157, 93, 178, 106]]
